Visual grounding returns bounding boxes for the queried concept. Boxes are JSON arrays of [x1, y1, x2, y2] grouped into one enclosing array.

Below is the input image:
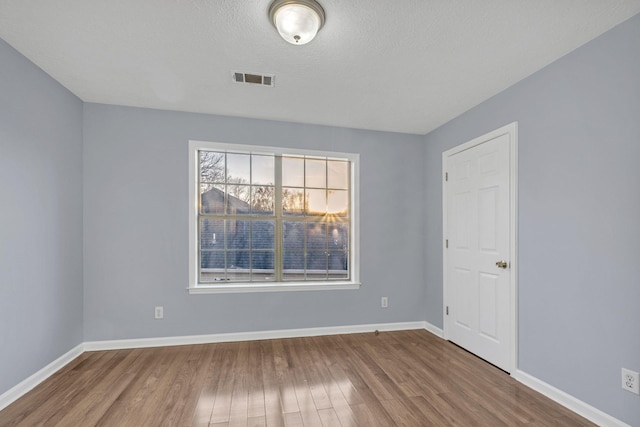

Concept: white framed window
[[188, 140, 360, 294]]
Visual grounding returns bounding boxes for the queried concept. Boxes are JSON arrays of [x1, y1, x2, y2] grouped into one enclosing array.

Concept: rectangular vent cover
[[232, 71, 275, 87]]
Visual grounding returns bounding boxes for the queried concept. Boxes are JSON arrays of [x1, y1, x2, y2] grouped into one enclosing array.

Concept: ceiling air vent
[[232, 71, 275, 87]]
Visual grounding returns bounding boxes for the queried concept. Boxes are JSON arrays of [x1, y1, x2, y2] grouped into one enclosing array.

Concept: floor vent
[[232, 71, 275, 87]]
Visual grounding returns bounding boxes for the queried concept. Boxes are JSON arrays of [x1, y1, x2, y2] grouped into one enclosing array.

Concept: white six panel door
[[445, 131, 511, 372]]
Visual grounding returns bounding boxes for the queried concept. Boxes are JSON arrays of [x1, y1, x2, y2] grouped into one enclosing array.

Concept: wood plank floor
[[0, 330, 595, 426]]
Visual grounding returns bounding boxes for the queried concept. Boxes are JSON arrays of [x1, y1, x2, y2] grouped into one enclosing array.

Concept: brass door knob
[[496, 260, 508, 269]]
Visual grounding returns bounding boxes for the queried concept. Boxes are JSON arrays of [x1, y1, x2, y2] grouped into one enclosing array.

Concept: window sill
[[188, 281, 361, 294]]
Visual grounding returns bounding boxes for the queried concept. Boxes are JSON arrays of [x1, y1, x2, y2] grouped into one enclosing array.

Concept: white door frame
[[442, 122, 518, 373]]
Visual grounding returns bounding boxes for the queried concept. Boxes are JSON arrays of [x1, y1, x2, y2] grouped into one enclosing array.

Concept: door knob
[[496, 260, 508, 269]]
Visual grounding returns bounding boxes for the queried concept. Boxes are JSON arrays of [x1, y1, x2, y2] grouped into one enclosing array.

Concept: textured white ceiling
[[1, 1, 639, 134]]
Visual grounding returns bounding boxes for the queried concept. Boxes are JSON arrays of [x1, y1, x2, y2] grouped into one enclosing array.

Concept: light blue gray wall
[[82, 104, 425, 341], [423, 13, 640, 425], [0, 39, 84, 396]]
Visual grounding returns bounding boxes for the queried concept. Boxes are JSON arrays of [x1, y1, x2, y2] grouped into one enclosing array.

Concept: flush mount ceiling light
[[269, 0, 325, 45]]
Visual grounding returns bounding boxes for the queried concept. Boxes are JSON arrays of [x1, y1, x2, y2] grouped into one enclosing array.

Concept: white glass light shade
[[269, 0, 325, 45]]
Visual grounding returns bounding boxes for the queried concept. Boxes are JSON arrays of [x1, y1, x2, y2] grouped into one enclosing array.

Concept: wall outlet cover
[[621, 368, 639, 394]]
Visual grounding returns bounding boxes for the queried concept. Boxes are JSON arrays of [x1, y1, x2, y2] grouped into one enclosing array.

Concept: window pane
[[328, 160, 349, 189], [227, 153, 250, 183], [306, 222, 326, 249], [327, 190, 348, 216], [283, 187, 305, 215], [227, 251, 250, 270], [283, 251, 305, 270], [200, 251, 225, 282], [200, 218, 224, 249], [306, 251, 327, 277], [306, 189, 326, 215], [328, 222, 349, 251], [200, 250, 225, 269], [282, 157, 304, 187], [226, 185, 250, 214], [305, 158, 326, 188], [252, 252, 274, 281], [307, 272, 328, 281], [283, 221, 305, 249], [200, 184, 226, 214], [227, 220, 250, 250], [252, 155, 274, 185], [251, 186, 274, 215], [252, 221, 274, 249], [226, 269, 251, 282], [283, 251, 305, 281], [199, 151, 225, 183], [328, 251, 349, 278]]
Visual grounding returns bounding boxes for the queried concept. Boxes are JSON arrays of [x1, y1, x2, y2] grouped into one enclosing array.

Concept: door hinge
[[446, 306, 449, 316], [445, 239, 448, 248], [445, 172, 448, 181]]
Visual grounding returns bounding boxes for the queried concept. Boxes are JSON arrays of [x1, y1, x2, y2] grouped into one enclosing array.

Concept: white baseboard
[[513, 370, 630, 427], [84, 321, 428, 351], [0, 343, 84, 412], [423, 321, 444, 338]]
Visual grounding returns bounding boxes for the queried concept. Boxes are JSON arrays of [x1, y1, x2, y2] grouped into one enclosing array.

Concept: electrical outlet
[[381, 297, 388, 308], [621, 368, 639, 394], [155, 306, 164, 320]]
